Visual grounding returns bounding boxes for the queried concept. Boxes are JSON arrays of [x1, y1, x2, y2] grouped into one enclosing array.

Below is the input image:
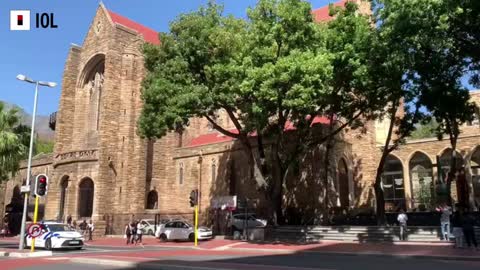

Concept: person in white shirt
[[397, 209, 408, 241], [136, 220, 144, 245], [87, 220, 94, 241], [436, 203, 452, 241]]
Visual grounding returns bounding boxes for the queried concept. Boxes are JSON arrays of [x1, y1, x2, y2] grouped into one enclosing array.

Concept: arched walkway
[[337, 158, 349, 208], [58, 176, 69, 221], [470, 146, 480, 208], [146, 190, 158, 210], [409, 152, 434, 211], [78, 178, 94, 218], [382, 155, 405, 212]]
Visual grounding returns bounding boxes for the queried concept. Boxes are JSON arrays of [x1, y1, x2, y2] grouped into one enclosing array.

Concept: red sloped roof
[[107, 10, 160, 45], [188, 116, 330, 147], [312, 0, 347, 22]]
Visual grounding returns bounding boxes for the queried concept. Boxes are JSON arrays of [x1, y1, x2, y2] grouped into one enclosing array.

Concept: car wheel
[[159, 234, 167, 242], [148, 229, 153, 236], [45, 239, 52, 251], [188, 233, 194, 242]]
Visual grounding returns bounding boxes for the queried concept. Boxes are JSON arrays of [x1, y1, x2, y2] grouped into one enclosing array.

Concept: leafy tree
[[409, 119, 439, 140], [35, 139, 54, 155], [139, 0, 381, 224], [0, 102, 30, 182], [374, 0, 476, 208]]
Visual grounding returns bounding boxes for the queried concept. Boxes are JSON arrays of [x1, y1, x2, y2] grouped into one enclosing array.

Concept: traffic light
[[35, 174, 49, 197], [189, 189, 198, 207]]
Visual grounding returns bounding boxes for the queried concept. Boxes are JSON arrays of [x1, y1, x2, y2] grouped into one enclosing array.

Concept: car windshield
[[47, 224, 73, 232]]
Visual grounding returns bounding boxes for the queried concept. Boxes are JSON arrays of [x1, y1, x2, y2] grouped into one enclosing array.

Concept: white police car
[[25, 222, 84, 250]]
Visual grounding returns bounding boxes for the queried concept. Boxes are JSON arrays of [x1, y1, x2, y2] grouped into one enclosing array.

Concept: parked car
[[139, 219, 156, 235], [155, 220, 212, 242], [231, 213, 267, 231], [24, 222, 84, 250]]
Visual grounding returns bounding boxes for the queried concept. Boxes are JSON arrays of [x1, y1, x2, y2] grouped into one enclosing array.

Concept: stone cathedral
[[1, 1, 480, 236]]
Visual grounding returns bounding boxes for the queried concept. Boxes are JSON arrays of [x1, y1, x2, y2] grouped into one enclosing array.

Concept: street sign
[[26, 223, 43, 238], [20, 185, 30, 193]]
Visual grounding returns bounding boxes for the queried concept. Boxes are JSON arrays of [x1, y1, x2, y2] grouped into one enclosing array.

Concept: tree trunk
[[374, 162, 387, 225], [373, 104, 398, 225], [447, 136, 458, 207], [322, 113, 335, 225]]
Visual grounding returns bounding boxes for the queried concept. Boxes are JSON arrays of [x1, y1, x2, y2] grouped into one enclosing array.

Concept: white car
[[25, 222, 84, 250], [139, 219, 156, 236], [155, 220, 212, 241]]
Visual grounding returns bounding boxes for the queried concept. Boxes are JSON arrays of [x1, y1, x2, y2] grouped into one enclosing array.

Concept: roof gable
[[312, 0, 348, 22], [106, 9, 160, 45]]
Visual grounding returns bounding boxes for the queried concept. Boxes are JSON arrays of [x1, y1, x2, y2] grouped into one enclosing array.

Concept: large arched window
[[146, 190, 158, 209], [81, 55, 105, 132], [58, 176, 69, 221], [409, 152, 434, 210], [439, 148, 465, 205], [78, 178, 94, 217], [337, 158, 349, 208], [382, 155, 405, 211], [439, 148, 464, 180]]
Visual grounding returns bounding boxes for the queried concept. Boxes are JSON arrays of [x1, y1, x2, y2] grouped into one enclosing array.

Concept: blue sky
[[0, 0, 335, 116]]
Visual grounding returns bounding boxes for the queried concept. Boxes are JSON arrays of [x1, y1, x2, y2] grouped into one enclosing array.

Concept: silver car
[[155, 220, 212, 241], [231, 213, 267, 231]]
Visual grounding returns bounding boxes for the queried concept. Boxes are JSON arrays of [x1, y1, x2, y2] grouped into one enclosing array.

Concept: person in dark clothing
[[461, 209, 478, 250], [124, 223, 132, 245], [66, 215, 72, 227], [130, 221, 137, 245], [451, 210, 464, 248]]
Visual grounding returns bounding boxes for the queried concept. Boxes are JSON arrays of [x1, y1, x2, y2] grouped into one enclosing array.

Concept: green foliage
[[409, 119, 439, 140], [35, 139, 54, 155], [0, 102, 30, 182], [139, 1, 383, 221]]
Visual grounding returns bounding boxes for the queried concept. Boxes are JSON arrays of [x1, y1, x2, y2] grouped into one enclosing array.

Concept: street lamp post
[[16, 74, 56, 250]]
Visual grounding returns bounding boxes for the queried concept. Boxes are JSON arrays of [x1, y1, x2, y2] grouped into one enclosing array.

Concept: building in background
[[1, 1, 479, 235]]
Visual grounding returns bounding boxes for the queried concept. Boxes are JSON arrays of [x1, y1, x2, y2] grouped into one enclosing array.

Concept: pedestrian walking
[[397, 209, 408, 241], [79, 220, 87, 237], [436, 203, 452, 241], [66, 214, 72, 228], [124, 223, 132, 245], [87, 220, 94, 241], [131, 221, 137, 245], [462, 209, 478, 250], [72, 220, 77, 230], [136, 220, 144, 246], [452, 209, 464, 248]]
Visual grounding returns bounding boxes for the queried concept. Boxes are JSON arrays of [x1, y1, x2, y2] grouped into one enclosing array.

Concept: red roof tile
[[188, 116, 330, 147], [107, 10, 160, 45], [312, 0, 347, 22]]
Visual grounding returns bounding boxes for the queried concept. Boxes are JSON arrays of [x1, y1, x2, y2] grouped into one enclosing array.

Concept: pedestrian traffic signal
[[189, 189, 198, 207], [35, 174, 49, 197]]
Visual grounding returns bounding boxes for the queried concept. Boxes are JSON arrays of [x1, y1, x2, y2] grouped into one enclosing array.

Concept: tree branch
[[205, 114, 240, 139]]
